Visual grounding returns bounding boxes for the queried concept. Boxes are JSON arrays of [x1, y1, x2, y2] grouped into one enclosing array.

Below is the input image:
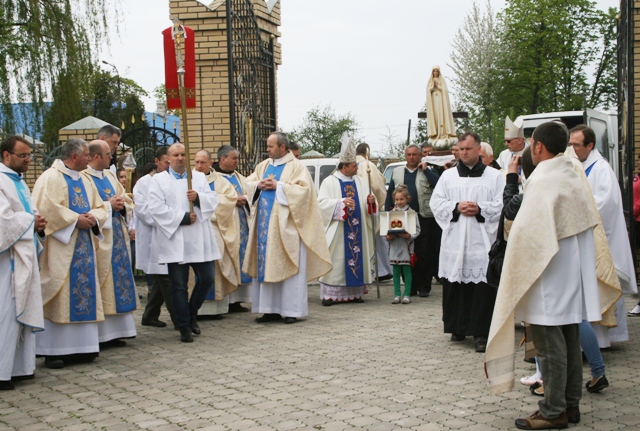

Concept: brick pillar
[[168, 0, 281, 161]]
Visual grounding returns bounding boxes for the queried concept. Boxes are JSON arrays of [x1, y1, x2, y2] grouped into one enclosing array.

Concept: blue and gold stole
[[339, 179, 364, 286], [90, 175, 136, 313], [224, 174, 251, 284], [257, 163, 285, 282], [63, 174, 98, 321]]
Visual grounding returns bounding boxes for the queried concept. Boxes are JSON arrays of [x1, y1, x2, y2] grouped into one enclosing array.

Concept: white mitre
[[505, 116, 524, 139], [339, 132, 357, 164]]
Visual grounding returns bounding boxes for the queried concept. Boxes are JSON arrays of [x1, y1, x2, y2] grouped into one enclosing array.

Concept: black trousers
[[442, 279, 497, 337], [142, 274, 176, 325], [411, 216, 442, 294]]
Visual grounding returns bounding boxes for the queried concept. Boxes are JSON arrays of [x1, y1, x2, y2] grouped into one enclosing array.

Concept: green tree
[[42, 69, 148, 147], [497, 0, 611, 114], [449, 0, 503, 146], [288, 104, 359, 157], [0, 0, 119, 133]]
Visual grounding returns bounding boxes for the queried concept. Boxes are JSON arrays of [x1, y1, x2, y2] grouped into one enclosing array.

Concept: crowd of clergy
[[1, 117, 637, 429]]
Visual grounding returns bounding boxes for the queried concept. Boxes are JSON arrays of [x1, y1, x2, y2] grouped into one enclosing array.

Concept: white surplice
[[583, 149, 637, 346], [430, 165, 505, 283], [147, 170, 220, 264], [133, 174, 167, 275]]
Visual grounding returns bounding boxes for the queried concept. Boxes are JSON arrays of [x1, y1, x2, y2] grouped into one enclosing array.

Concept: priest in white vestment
[[135, 150, 175, 328], [97, 124, 121, 176], [33, 139, 109, 369], [244, 132, 332, 324], [497, 116, 528, 190], [82, 140, 138, 346], [213, 146, 253, 312], [318, 139, 377, 305], [147, 144, 220, 343], [486, 122, 616, 429], [194, 149, 239, 317], [0, 136, 46, 389], [569, 124, 637, 348], [430, 132, 505, 353]]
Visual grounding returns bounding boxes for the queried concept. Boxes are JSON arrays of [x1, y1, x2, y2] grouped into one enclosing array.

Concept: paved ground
[[2, 281, 640, 431]]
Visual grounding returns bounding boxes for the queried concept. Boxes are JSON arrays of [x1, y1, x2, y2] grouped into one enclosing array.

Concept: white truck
[[516, 109, 620, 180]]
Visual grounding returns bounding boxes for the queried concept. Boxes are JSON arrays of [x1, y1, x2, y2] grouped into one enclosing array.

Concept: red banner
[[163, 25, 196, 110]]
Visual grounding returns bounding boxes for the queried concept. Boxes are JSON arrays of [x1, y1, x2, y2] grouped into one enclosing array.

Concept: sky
[[101, 0, 620, 157]]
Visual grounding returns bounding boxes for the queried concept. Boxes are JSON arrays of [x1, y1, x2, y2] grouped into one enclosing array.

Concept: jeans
[[579, 320, 606, 378], [167, 261, 215, 330], [530, 324, 582, 418]]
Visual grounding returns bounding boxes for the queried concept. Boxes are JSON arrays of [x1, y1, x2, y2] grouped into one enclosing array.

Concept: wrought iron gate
[[226, 0, 277, 175], [618, 0, 636, 253], [119, 115, 180, 175]]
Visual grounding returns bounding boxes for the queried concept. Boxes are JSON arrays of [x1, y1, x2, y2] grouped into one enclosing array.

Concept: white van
[[516, 109, 618, 178], [382, 161, 406, 190], [301, 158, 339, 192]]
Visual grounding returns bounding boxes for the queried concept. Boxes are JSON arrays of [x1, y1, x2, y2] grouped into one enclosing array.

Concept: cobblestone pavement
[[2, 282, 640, 431]]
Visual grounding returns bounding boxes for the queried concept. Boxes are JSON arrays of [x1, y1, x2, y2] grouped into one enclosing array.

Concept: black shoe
[[474, 337, 487, 353], [322, 299, 334, 306], [530, 382, 544, 397], [284, 317, 297, 324], [376, 274, 393, 282], [100, 339, 127, 348], [352, 298, 364, 303], [44, 357, 64, 369], [566, 406, 580, 424], [523, 357, 536, 364], [255, 313, 282, 323], [11, 374, 34, 382], [180, 327, 193, 343], [228, 303, 250, 313], [141, 318, 167, 328], [190, 319, 201, 335], [450, 334, 465, 342], [585, 375, 609, 393], [0, 380, 15, 390], [419, 291, 430, 297]]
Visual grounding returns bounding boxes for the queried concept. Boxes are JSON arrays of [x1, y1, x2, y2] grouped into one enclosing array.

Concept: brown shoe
[[515, 411, 568, 430]]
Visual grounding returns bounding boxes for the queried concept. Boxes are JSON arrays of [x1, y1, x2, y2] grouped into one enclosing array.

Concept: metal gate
[[618, 0, 636, 255], [119, 115, 180, 175], [226, 0, 277, 175]]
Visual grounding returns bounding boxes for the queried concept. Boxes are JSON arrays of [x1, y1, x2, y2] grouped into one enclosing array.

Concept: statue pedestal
[[428, 137, 458, 151]]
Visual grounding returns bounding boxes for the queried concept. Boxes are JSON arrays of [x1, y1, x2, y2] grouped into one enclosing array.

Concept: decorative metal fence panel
[[226, 0, 277, 175]]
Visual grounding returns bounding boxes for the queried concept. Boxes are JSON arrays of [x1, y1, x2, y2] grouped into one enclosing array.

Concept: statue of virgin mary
[[426, 65, 457, 149]]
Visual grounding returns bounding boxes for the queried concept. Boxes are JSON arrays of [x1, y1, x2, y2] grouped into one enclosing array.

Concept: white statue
[[426, 65, 457, 150]]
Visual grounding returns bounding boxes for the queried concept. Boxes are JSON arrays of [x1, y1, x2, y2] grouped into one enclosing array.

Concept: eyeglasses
[[9, 152, 31, 159], [567, 143, 587, 148], [504, 139, 516, 144]]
